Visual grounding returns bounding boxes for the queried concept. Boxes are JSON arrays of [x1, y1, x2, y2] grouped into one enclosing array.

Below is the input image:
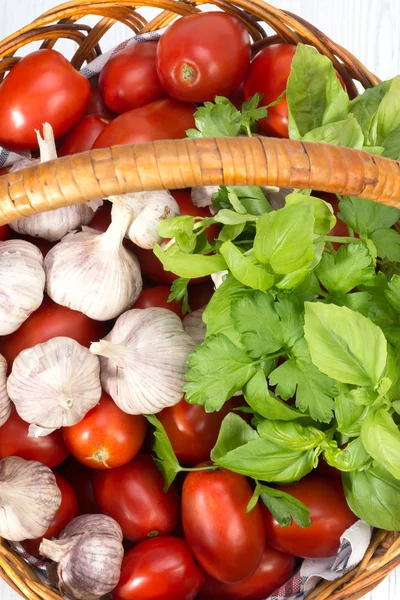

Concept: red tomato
[[63, 392, 147, 469], [198, 543, 296, 599], [0, 408, 69, 467], [99, 42, 167, 114], [262, 475, 357, 559], [0, 49, 90, 151], [188, 278, 215, 311], [22, 473, 79, 557], [59, 115, 110, 156], [156, 13, 250, 102], [0, 226, 10, 241], [315, 458, 342, 481], [92, 98, 195, 149], [320, 193, 349, 238], [133, 286, 183, 318], [113, 537, 205, 600], [85, 88, 117, 119], [57, 456, 100, 514], [158, 397, 242, 466], [88, 200, 112, 233], [182, 467, 265, 583], [228, 83, 245, 110], [92, 455, 179, 542], [0, 296, 107, 369]]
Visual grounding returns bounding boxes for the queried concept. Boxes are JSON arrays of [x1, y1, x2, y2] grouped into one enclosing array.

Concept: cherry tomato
[[92, 98, 195, 149], [156, 13, 250, 102], [0, 407, 69, 467], [85, 87, 117, 119], [262, 475, 358, 559], [158, 397, 242, 466], [0, 296, 107, 369], [182, 467, 265, 583], [59, 115, 110, 156], [63, 392, 147, 469], [99, 42, 167, 114], [57, 456, 100, 514], [22, 473, 79, 557], [133, 286, 183, 317], [92, 455, 179, 542], [198, 543, 296, 599], [0, 49, 90, 151], [113, 537, 205, 600], [188, 278, 215, 311]]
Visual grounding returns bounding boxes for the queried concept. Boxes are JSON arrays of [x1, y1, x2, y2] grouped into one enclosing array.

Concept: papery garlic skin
[[45, 204, 142, 320], [90, 308, 195, 415], [0, 240, 45, 335], [0, 355, 10, 427], [183, 307, 207, 347], [0, 456, 61, 541], [191, 186, 220, 208], [110, 190, 180, 249], [40, 514, 124, 600], [7, 337, 101, 435]]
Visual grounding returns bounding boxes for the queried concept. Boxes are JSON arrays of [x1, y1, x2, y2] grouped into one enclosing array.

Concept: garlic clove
[[0, 240, 45, 335], [183, 307, 207, 346], [109, 190, 180, 249], [40, 514, 124, 600], [44, 203, 143, 321], [0, 456, 61, 541], [7, 337, 101, 433], [0, 354, 11, 427], [90, 307, 195, 415], [191, 186, 220, 208]]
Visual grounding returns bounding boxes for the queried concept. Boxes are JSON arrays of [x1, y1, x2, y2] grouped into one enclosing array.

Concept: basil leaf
[[338, 196, 400, 235], [349, 79, 392, 135], [217, 222, 246, 242], [154, 244, 227, 278], [214, 210, 257, 225], [210, 413, 259, 462], [335, 384, 371, 437], [370, 228, 400, 261], [157, 215, 195, 239], [369, 76, 400, 156], [248, 481, 311, 528], [184, 334, 257, 411], [303, 114, 364, 149], [285, 192, 336, 235], [220, 242, 274, 291], [244, 370, 307, 421], [254, 203, 315, 274], [213, 186, 271, 216], [316, 243, 374, 295], [361, 409, 400, 480], [343, 463, 400, 530], [304, 302, 387, 386], [257, 419, 326, 451], [322, 437, 371, 472], [145, 414, 183, 490]]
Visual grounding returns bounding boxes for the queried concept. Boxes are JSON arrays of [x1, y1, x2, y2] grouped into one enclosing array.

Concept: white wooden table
[[0, 0, 398, 598]]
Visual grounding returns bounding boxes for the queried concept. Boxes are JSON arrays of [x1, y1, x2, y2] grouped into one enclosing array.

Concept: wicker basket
[[0, 1, 399, 599]]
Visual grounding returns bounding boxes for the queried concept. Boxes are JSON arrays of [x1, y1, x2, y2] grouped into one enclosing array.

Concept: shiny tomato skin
[[93, 455, 179, 542], [113, 537, 205, 600], [156, 12, 251, 103], [0, 408, 69, 467], [133, 286, 183, 318], [158, 397, 242, 466], [0, 296, 107, 369], [99, 42, 167, 114], [22, 473, 79, 557], [0, 49, 90, 151], [262, 476, 358, 559], [182, 467, 265, 583], [57, 456, 100, 514], [85, 87, 117, 119], [198, 543, 296, 599], [59, 114, 110, 156], [63, 392, 147, 469], [92, 98, 195, 149]]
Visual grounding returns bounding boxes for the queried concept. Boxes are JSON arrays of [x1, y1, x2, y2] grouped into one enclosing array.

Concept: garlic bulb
[[90, 308, 195, 414], [183, 307, 207, 346], [45, 202, 142, 320], [9, 123, 101, 241], [191, 186, 220, 208], [110, 190, 180, 249], [7, 337, 101, 437], [0, 240, 45, 335], [0, 354, 10, 427], [40, 514, 124, 600], [0, 456, 61, 541]]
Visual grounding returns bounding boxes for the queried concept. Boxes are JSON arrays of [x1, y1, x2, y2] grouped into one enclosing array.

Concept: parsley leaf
[[316, 243, 375, 295], [168, 277, 190, 314], [248, 481, 311, 528], [338, 196, 400, 235], [186, 96, 243, 138], [370, 229, 400, 261]]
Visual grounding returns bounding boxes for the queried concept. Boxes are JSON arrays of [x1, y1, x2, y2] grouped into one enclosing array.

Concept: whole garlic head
[[110, 190, 180, 249], [0, 239, 45, 335], [45, 203, 143, 321], [0, 354, 11, 427], [90, 308, 195, 414], [7, 337, 101, 437]]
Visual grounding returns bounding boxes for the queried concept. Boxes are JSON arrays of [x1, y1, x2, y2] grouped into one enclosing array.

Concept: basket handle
[[0, 136, 399, 225]]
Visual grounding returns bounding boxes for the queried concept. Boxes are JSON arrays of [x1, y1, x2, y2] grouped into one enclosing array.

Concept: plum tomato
[[57, 456, 100, 514], [133, 286, 183, 318], [85, 87, 117, 119], [58, 115, 110, 156]]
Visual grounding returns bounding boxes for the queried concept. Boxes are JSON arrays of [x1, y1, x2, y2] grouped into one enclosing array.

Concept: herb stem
[[325, 235, 361, 244], [180, 465, 218, 473], [264, 350, 287, 360]]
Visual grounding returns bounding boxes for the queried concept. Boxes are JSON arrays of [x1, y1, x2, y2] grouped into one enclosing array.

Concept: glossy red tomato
[[133, 286, 183, 318], [0, 408, 69, 467], [198, 543, 296, 599], [92, 98, 195, 149], [85, 87, 117, 119], [57, 456, 100, 514], [158, 397, 242, 466], [0, 49, 90, 151], [93, 455, 179, 542], [263, 476, 357, 559], [63, 392, 147, 469], [228, 83, 245, 110], [22, 473, 79, 557], [99, 42, 167, 114], [182, 467, 265, 583], [0, 296, 107, 369], [59, 115, 110, 156], [113, 537, 205, 600], [156, 12, 251, 102]]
